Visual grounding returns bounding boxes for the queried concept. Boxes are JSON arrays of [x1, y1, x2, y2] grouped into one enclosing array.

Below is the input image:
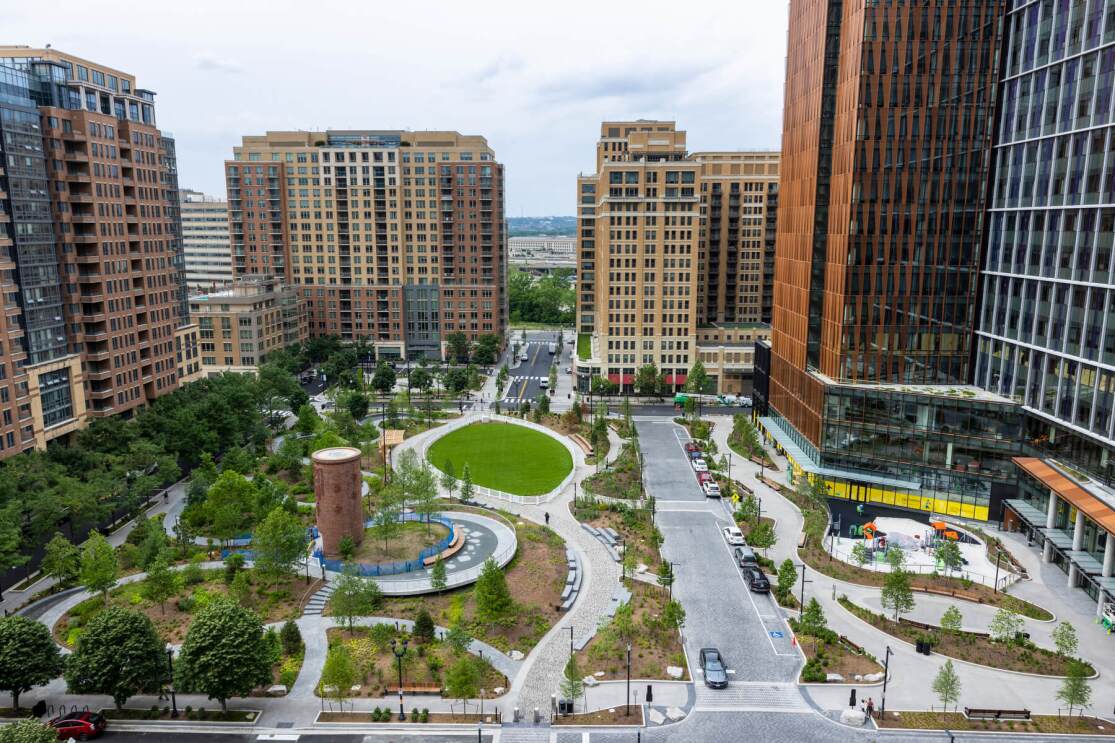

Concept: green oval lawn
[[427, 422, 573, 496]]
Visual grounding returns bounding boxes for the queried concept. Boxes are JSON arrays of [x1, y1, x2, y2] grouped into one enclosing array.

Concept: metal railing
[[312, 513, 456, 577], [371, 538, 518, 595], [825, 543, 1019, 591], [415, 412, 578, 505]]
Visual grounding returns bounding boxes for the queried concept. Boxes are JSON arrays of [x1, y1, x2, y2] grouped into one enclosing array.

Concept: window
[[92, 70, 105, 86], [77, 66, 88, 81]]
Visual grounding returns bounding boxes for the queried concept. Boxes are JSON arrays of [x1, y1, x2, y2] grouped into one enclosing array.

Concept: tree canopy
[[0, 616, 63, 710], [176, 598, 272, 711], [64, 607, 167, 710]]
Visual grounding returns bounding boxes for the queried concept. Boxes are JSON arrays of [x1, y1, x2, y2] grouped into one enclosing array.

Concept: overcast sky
[[8, 0, 788, 216]]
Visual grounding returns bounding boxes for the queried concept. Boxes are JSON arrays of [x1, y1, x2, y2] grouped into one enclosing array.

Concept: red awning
[[663, 374, 688, 385], [606, 373, 634, 384]]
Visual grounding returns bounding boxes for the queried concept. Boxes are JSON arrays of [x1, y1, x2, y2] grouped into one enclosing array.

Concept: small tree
[[338, 534, 356, 561], [799, 598, 828, 637], [444, 621, 473, 655], [445, 656, 479, 712], [230, 570, 253, 606], [440, 460, 457, 500], [880, 568, 915, 621], [1052, 621, 1079, 659], [80, 530, 118, 604], [656, 561, 674, 591], [429, 558, 448, 595], [559, 656, 585, 711], [776, 558, 797, 603], [0, 720, 56, 743], [459, 463, 474, 503], [280, 620, 303, 656], [932, 659, 961, 712], [936, 540, 962, 576], [885, 545, 906, 571], [320, 644, 358, 708], [331, 568, 383, 632], [850, 542, 870, 567], [1058, 660, 1092, 717], [0, 616, 63, 710], [988, 605, 1024, 644], [413, 609, 436, 643], [474, 557, 514, 623], [64, 607, 167, 710], [252, 507, 307, 580], [940, 605, 963, 635], [175, 598, 272, 711], [141, 556, 178, 614], [410, 462, 440, 534], [41, 533, 80, 587], [663, 599, 687, 630], [736, 495, 759, 525]]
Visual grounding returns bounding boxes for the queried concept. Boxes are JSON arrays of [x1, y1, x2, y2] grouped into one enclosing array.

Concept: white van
[[540, 379, 549, 390]]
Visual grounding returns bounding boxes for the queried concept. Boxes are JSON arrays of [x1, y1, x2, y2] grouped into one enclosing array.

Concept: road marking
[[692, 681, 810, 712], [716, 525, 799, 658]]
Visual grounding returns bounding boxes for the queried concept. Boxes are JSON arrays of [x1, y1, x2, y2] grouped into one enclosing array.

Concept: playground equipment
[[1102, 602, 1115, 634]]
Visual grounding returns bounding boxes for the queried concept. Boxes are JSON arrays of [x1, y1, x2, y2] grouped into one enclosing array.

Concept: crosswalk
[[693, 682, 811, 713]]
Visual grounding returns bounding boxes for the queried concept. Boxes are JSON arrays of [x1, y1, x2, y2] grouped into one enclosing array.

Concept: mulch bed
[[552, 706, 644, 726], [876, 711, 1115, 735], [318, 711, 494, 724], [103, 707, 259, 722]]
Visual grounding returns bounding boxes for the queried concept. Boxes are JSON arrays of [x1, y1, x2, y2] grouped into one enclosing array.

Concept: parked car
[[696, 471, 713, 484], [723, 526, 746, 545], [540, 379, 549, 389], [703, 481, 722, 498], [684, 441, 699, 453], [692, 459, 709, 472], [739, 396, 753, 407], [742, 565, 770, 593], [688, 450, 704, 461], [699, 647, 729, 688], [49, 711, 106, 740], [734, 545, 757, 566]]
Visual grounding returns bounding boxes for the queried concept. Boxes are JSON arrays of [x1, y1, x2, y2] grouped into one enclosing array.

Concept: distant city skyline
[[4, 0, 788, 216]]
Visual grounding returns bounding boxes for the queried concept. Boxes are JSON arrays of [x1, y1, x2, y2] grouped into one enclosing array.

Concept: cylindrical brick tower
[[313, 446, 364, 557]]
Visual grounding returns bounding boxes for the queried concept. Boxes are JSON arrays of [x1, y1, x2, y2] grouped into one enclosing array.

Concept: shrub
[[278, 656, 301, 688], [421, 708, 429, 722]]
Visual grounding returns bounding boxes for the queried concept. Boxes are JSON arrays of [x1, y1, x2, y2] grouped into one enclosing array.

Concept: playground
[[830, 512, 1012, 588]]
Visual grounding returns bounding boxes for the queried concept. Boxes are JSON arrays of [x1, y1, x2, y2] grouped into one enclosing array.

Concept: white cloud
[[6, 0, 789, 214]]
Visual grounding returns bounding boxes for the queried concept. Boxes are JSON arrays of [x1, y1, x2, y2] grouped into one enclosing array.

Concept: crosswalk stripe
[[692, 682, 810, 712]]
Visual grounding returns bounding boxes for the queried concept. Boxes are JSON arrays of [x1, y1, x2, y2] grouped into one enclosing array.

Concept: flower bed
[[876, 710, 1115, 735]]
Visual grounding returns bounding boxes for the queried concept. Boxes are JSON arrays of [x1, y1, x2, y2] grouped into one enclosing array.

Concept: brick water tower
[[313, 447, 364, 557]]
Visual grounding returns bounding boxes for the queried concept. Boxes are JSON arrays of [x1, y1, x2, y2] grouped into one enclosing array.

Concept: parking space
[[636, 420, 707, 502]]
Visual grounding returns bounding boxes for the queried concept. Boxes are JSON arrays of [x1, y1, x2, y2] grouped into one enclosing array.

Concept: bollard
[[533, 707, 541, 724], [646, 684, 653, 703], [849, 689, 857, 707], [513, 707, 520, 723]]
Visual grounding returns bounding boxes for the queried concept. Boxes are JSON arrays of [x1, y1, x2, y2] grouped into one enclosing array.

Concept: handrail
[[312, 513, 456, 577]]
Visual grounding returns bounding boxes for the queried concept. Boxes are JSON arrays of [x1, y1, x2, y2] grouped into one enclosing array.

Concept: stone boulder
[[863, 671, 885, 683], [665, 706, 686, 721], [826, 673, 845, 682], [509, 650, 525, 661], [648, 708, 666, 725], [666, 666, 684, 679], [840, 707, 866, 726], [266, 684, 287, 697], [583, 676, 598, 687]]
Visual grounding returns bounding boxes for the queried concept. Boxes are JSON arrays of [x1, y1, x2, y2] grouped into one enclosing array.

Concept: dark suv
[[699, 647, 728, 688], [742, 565, 771, 593]]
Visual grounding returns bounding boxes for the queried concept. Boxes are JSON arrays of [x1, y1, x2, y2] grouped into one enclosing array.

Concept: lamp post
[[669, 561, 679, 601], [480, 688, 485, 719], [391, 638, 408, 721], [625, 643, 632, 717], [798, 564, 811, 618], [567, 626, 574, 659], [165, 648, 178, 718], [880, 645, 893, 718], [993, 551, 1002, 593]]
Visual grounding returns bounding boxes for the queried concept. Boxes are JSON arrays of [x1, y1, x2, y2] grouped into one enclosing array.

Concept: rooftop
[[810, 371, 1015, 404]]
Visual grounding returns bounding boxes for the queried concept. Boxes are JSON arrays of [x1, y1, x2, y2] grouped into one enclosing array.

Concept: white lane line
[[716, 528, 799, 658]]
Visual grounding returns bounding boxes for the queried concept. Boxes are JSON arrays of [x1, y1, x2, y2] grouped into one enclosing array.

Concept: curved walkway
[[392, 415, 628, 717], [707, 414, 1115, 719]]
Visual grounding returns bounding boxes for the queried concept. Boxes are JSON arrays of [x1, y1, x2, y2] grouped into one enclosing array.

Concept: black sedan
[[699, 647, 729, 688]]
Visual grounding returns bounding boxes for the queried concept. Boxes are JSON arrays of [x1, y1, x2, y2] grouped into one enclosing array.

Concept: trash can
[[646, 684, 653, 703]]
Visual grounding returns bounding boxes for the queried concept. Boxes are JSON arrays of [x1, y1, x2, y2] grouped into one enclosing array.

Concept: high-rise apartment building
[[760, 2, 1017, 521], [975, 1, 1115, 613], [574, 121, 777, 394], [225, 130, 506, 361], [0, 46, 193, 457], [180, 189, 232, 290]]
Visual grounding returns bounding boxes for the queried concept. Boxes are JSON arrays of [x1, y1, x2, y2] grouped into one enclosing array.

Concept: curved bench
[[422, 528, 465, 566], [570, 433, 594, 455]]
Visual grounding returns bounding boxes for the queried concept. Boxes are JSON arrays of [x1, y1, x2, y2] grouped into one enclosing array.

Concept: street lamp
[[165, 648, 178, 718], [480, 687, 485, 719], [880, 645, 893, 718], [391, 638, 408, 720], [567, 626, 575, 659], [625, 643, 632, 717], [668, 561, 680, 601]]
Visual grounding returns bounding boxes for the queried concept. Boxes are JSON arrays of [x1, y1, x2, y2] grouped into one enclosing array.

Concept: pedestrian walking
[[544, 512, 550, 525], [866, 698, 875, 718]]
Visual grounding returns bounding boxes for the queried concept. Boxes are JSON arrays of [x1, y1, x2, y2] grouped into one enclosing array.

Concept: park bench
[[580, 523, 600, 537], [421, 529, 465, 567], [838, 634, 865, 655], [964, 708, 1030, 721], [797, 532, 807, 548], [570, 433, 594, 455], [385, 684, 443, 695]]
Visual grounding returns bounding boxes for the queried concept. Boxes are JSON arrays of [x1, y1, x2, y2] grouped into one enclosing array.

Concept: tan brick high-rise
[[0, 46, 194, 458], [313, 447, 364, 557], [225, 130, 506, 361]]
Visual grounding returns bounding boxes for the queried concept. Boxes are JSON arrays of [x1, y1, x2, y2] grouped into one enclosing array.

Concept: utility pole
[[993, 551, 1002, 593], [880, 645, 893, 718], [799, 563, 812, 618]]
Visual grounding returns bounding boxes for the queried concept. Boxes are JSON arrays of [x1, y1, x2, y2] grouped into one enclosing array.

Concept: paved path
[[705, 414, 1115, 719]]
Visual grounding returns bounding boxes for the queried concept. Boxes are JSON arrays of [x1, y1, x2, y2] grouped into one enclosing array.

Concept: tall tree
[[1058, 661, 1092, 717], [429, 558, 448, 595], [141, 557, 178, 614], [444, 656, 479, 711], [559, 656, 585, 710], [0, 504, 28, 582], [79, 530, 118, 604], [446, 332, 471, 364], [932, 659, 961, 712], [41, 533, 80, 587], [251, 507, 307, 580], [799, 598, 828, 637], [473, 557, 514, 622], [776, 559, 797, 604], [988, 605, 1024, 643], [320, 644, 358, 708], [64, 608, 167, 709], [440, 460, 457, 500], [0, 616, 62, 710], [330, 568, 383, 632], [371, 362, 397, 397], [935, 540, 962, 576], [1053, 621, 1079, 659], [176, 598, 272, 711], [880, 568, 915, 621], [685, 360, 709, 397], [635, 363, 659, 397], [940, 606, 963, 635], [410, 462, 440, 534], [459, 463, 475, 503]]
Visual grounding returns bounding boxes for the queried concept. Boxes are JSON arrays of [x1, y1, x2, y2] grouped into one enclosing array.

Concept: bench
[[964, 708, 1031, 721], [602, 527, 620, 542], [385, 684, 443, 695], [422, 529, 465, 566], [797, 533, 807, 548], [580, 523, 600, 537], [838, 634, 865, 655], [570, 433, 594, 455]]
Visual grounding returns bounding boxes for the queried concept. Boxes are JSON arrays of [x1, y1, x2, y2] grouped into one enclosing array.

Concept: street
[[501, 330, 569, 408]]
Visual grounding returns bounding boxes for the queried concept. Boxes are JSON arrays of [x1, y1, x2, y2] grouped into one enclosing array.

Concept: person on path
[[544, 512, 550, 525], [866, 698, 875, 719]]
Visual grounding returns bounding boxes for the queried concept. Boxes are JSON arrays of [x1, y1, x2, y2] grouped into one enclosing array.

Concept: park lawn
[[352, 522, 450, 563], [323, 626, 506, 698], [57, 569, 320, 646], [876, 711, 1115, 735], [427, 422, 572, 496], [327, 507, 567, 656], [838, 597, 1091, 677]]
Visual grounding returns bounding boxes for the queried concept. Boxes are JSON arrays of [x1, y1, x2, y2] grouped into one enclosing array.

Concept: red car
[[697, 471, 713, 484], [49, 711, 106, 740], [684, 442, 699, 453]]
